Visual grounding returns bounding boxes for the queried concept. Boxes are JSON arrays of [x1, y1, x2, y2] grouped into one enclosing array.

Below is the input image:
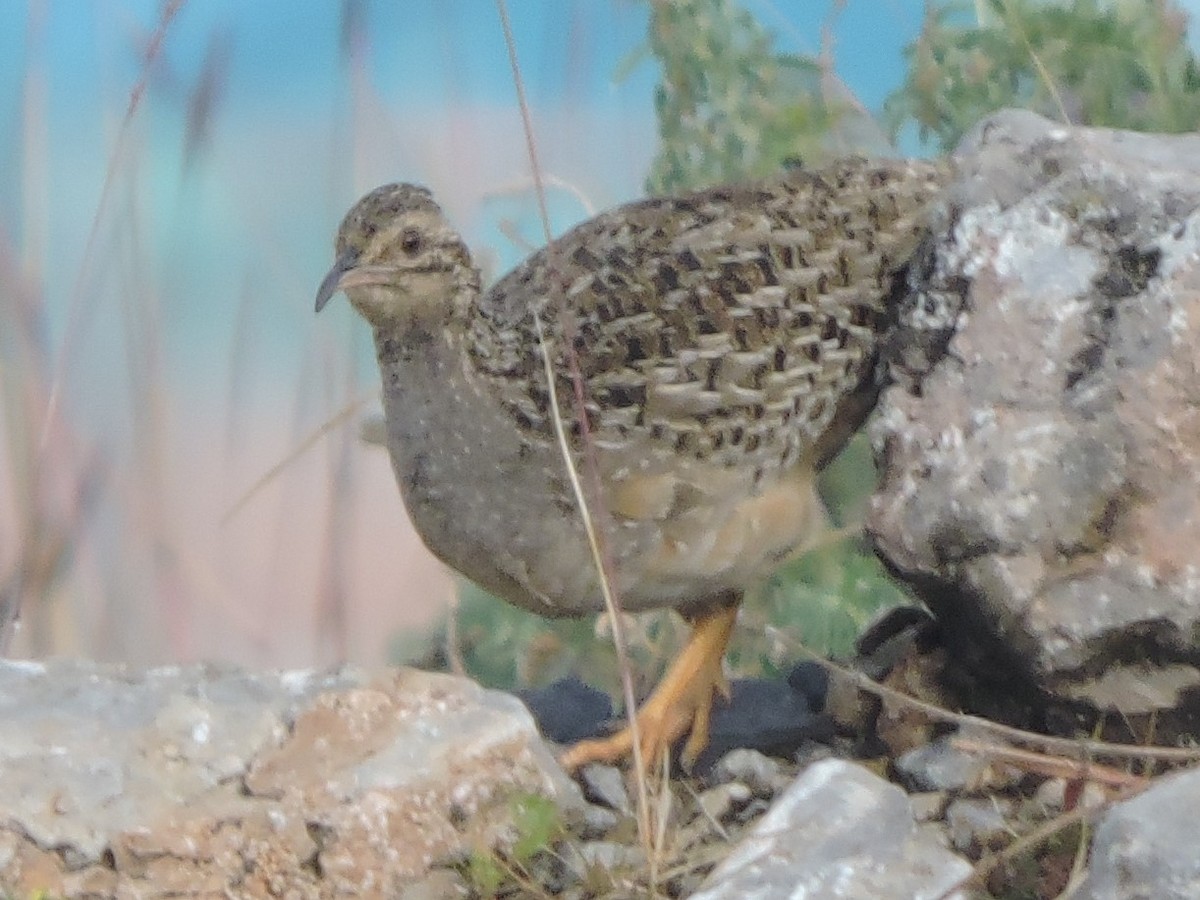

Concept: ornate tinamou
[[316, 157, 948, 770]]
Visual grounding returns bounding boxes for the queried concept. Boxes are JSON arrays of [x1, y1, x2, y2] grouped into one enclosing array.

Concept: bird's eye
[[400, 229, 422, 255]]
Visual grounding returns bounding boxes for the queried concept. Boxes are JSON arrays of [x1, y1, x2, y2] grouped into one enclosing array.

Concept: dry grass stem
[[221, 390, 376, 525], [950, 737, 1150, 791], [494, 0, 655, 856], [485, 173, 600, 217], [935, 779, 1149, 900], [40, 0, 187, 451], [793, 643, 1200, 765], [999, 0, 1073, 124]]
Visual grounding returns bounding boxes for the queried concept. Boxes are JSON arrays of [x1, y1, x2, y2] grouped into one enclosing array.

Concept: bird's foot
[[559, 604, 737, 773]]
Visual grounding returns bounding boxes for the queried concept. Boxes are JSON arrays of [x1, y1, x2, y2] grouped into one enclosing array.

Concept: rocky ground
[[8, 109, 1200, 898], [1, 632, 1198, 899]]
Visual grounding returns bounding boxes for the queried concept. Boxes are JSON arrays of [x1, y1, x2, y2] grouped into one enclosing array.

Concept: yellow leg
[[559, 604, 738, 772]]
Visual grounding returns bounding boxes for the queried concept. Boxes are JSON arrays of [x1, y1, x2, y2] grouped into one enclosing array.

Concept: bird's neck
[[369, 264, 483, 434]]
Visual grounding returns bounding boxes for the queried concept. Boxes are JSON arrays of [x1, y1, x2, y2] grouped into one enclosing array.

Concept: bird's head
[[315, 183, 476, 329]]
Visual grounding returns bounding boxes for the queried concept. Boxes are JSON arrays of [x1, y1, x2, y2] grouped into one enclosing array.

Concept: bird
[[315, 157, 949, 771]]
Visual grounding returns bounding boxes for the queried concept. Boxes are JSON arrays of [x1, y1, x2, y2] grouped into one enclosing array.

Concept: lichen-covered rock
[[1075, 768, 1200, 900], [692, 759, 972, 900], [871, 109, 1200, 722], [0, 659, 582, 898]]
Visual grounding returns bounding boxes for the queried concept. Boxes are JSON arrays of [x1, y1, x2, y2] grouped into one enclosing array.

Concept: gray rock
[[697, 781, 752, 823], [0, 659, 358, 864], [895, 731, 1017, 793], [908, 791, 947, 823], [577, 803, 621, 839], [693, 759, 973, 899], [1076, 768, 1200, 900], [0, 659, 582, 898], [566, 840, 646, 877], [397, 868, 470, 900], [579, 763, 631, 815], [944, 797, 1013, 855], [871, 109, 1200, 719], [709, 748, 789, 797], [1034, 776, 1107, 813]]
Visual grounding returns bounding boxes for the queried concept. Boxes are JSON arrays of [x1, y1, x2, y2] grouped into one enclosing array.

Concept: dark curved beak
[[315, 253, 354, 313]]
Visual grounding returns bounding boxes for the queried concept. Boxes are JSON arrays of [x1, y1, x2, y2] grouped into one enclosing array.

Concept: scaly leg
[[560, 604, 738, 772]]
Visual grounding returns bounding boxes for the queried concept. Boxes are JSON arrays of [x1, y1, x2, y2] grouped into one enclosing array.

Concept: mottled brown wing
[[466, 157, 948, 478]]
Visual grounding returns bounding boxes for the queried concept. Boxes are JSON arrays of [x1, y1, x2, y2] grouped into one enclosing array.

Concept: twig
[[445, 590, 467, 677], [40, 0, 187, 450], [934, 778, 1148, 900], [484, 173, 599, 217], [221, 390, 376, 524], [950, 737, 1148, 790], [791, 643, 1200, 764], [494, 0, 654, 856], [999, 0, 1072, 125]]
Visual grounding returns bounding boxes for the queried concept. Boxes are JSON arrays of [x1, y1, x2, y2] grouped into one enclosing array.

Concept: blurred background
[[2, 0, 1198, 688]]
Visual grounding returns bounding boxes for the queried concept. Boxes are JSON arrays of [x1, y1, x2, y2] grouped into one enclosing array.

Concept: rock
[[692, 759, 973, 899], [696, 781, 753, 824], [578, 764, 631, 815], [396, 868, 470, 900], [0, 659, 582, 898], [708, 748, 790, 797], [895, 737, 981, 793], [691, 667, 832, 774], [1075, 768, 1200, 900], [577, 804, 620, 839], [516, 676, 612, 744], [908, 791, 947, 823], [567, 840, 646, 878], [1033, 776, 1108, 813], [871, 109, 1200, 724], [894, 730, 1017, 793], [944, 797, 1013, 855]]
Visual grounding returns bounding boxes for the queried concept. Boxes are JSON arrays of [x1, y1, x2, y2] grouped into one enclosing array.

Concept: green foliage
[[463, 792, 564, 897], [886, 0, 1200, 151], [638, 0, 844, 194], [740, 437, 912, 674]]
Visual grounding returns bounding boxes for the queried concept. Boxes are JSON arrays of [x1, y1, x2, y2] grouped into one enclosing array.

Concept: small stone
[[737, 797, 771, 823], [697, 782, 752, 823], [895, 734, 1001, 793], [710, 749, 788, 797], [397, 868, 469, 900], [568, 840, 646, 878], [944, 797, 1013, 855], [909, 791, 947, 822], [792, 738, 837, 767], [1033, 776, 1108, 813], [579, 763, 630, 815], [577, 804, 620, 840]]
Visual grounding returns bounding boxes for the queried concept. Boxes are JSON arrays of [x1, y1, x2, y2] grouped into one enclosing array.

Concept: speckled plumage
[[318, 158, 949, 624]]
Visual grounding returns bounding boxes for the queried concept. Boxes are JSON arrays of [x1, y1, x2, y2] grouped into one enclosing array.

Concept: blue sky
[[0, 2, 920, 118], [0, 1, 932, 368]]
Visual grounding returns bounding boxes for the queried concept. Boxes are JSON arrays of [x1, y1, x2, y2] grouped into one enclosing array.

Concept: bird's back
[[467, 156, 949, 478]]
